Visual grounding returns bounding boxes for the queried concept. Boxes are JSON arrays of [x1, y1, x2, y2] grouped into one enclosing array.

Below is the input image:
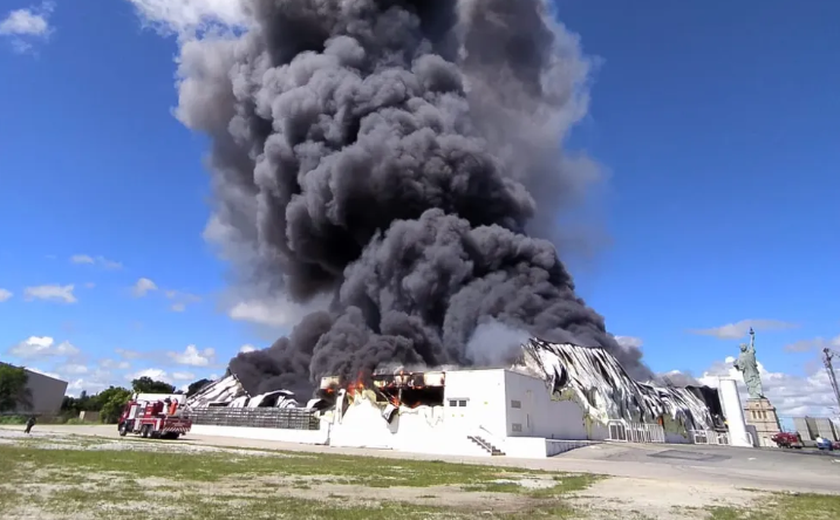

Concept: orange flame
[[347, 371, 366, 396]]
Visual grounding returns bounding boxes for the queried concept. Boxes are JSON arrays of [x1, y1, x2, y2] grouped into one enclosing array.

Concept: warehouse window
[[511, 423, 522, 432], [510, 400, 522, 409], [448, 399, 469, 407]]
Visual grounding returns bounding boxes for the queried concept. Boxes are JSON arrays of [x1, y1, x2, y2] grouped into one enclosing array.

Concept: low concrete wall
[[502, 437, 597, 458], [190, 424, 329, 444], [503, 437, 549, 458], [79, 411, 100, 423], [546, 439, 595, 456]]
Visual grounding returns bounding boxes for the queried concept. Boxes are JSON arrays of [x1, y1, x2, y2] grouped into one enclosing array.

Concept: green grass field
[[1, 433, 838, 520], [0, 435, 599, 519]]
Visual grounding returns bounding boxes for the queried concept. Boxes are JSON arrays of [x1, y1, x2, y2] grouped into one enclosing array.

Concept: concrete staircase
[[467, 434, 505, 456]]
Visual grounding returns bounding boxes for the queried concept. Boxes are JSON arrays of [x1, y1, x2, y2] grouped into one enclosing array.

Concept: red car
[[771, 432, 803, 449]]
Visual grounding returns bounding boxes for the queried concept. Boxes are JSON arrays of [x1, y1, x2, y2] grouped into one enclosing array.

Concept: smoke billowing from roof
[[172, 0, 651, 396]]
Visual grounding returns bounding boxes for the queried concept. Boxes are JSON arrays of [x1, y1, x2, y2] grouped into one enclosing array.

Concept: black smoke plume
[[173, 0, 651, 397]]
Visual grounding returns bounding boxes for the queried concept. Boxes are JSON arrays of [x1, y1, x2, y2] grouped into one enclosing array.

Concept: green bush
[[99, 388, 132, 424], [0, 415, 27, 425]]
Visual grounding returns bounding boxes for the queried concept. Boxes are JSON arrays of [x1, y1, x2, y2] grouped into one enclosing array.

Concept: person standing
[[24, 416, 36, 434]]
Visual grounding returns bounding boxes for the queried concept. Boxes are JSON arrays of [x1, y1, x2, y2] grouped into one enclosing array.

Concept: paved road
[[6, 424, 839, 494]]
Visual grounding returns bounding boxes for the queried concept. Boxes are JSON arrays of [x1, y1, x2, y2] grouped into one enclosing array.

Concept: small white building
[[0, 363, 68, 416], [188, 339, 726, 458]]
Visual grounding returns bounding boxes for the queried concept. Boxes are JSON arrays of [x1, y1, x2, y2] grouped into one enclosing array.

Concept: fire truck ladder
[[823, 348, 840, 417]]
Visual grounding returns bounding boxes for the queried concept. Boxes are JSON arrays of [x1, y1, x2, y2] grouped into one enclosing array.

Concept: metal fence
[[608, 420, 665, 443], [690, 429, 730, 446], [186, 407, 320, 430]]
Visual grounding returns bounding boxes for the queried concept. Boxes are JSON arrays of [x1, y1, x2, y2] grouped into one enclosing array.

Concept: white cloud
[[100, 358, 131, 370], [0, 2, 55, 54], [9, 336, 80, 359], [228, 294, 331, 329], [115, 348, 143, 360], [172, 371, 196, 381], [688, 319, 798, 340], [238, 344, 257, 354], [0, 2, 52, 35], [698, 358, 839, 418], [97, 256, 123, 270], [127, 0, 248, 35], [784, 335, 840, 353], [66, 368, 118, 396], [167, 344, 215, 367], [125, 367, 196, 386], [0, 288, 12, 302], [165, 289, 201, 312], [132, 277, 158, 297], [24, 284, 77, 303], [70, 254, 122, 270], [57, 363, 88, 375], [70, 254, 94, 264], [127, 368, 170, 382]]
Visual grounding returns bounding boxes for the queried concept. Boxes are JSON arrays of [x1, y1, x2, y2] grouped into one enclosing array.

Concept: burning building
[[186, 339, 726, 458], [160, 0, 733, 458]]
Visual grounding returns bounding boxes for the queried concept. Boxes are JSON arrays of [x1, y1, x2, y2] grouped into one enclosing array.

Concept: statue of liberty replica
[[732, 327, 780, 447], [733, 327, 763, 399]]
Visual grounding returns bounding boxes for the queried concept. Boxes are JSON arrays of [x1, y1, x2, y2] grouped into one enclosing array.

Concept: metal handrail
[[475, 424, 506, 449]]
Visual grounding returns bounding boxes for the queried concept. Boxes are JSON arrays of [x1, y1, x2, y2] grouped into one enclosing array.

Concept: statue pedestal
[[743, 398, 782, 448]]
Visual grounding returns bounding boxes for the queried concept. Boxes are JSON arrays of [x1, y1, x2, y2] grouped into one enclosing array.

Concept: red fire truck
[[117, 393, 192, 440]]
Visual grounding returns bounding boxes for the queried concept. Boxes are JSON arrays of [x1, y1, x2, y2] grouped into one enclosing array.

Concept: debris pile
[[515, 338, 722, 432]]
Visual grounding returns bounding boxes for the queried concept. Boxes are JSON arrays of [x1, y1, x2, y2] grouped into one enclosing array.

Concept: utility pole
[[823, 348, 840, 417]]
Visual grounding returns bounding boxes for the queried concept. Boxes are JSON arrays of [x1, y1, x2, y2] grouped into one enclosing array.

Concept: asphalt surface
[[5, 424, 839, 494]]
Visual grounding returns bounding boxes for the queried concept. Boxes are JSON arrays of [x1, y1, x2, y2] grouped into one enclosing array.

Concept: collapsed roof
[[186, 372, 300, 409], [514, 338, 721, 432]]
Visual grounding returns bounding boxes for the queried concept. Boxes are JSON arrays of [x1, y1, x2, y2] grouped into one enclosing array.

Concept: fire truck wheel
[[141, 425, 150, 438], [118, 423, 127, 437]]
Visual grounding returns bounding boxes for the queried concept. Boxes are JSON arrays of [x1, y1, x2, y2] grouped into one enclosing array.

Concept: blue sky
[[0, 1, 837, 416]]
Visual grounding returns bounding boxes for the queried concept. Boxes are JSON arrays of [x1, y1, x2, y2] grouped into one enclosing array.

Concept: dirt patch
[[571, 477, 762, 519], [240, 475, 538, 511], [128, 472, 552, 511]]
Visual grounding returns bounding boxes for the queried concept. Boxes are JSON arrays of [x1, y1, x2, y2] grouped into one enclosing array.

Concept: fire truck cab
[[118, 393, 192, 440]]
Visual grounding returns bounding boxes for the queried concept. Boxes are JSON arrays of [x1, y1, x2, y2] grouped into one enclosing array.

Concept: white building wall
[[329, 393, 488, 456], [718, 378, 752, 447], [502, 370, 590, 440], [330, 396, 395, 448], [442, 369, 508, 438]]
